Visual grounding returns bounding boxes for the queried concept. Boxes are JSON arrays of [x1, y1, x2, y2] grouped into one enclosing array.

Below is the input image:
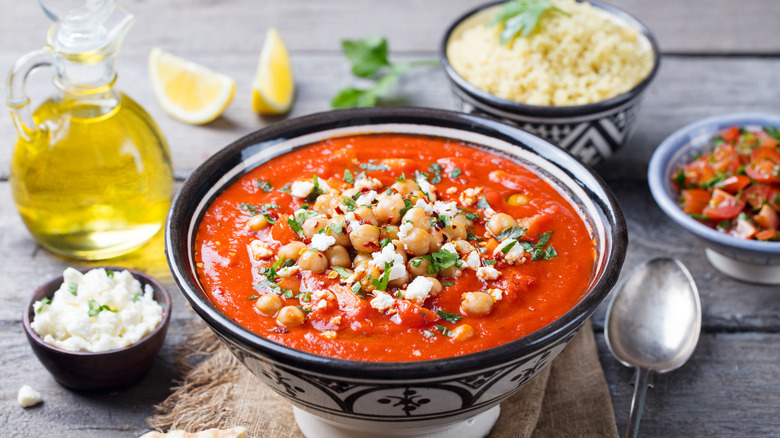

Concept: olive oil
[[10, 94, 172, 259]]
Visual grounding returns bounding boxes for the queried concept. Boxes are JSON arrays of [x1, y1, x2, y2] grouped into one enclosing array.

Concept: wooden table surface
[[3, 1, 780, 436]]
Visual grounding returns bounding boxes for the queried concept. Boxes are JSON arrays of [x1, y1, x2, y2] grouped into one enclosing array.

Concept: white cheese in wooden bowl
[[31, 267, 163, 352]]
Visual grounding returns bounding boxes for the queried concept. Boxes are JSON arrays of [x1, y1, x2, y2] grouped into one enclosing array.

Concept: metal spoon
[[605, 258, 701, 438]]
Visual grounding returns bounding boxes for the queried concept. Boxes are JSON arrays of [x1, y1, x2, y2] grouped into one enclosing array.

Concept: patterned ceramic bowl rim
[[439, 0, 661, 119], [166, 107, 627, 380], [648, 112, 780, 255]]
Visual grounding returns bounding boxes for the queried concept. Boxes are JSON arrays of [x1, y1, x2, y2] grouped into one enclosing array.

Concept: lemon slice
[[148, 47, 236, 125], [252, 28, 294, 115]]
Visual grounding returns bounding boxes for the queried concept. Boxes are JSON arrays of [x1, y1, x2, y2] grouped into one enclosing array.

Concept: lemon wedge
[[148, 47, 236, 125], [252, 28, 294, 115]]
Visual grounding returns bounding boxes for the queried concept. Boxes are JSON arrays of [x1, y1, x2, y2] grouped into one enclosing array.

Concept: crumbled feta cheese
[[249, 240, 274, 260], [310, 234, 336, 251], [398, 222, 414, 239], [441, 242, 458, 255], [466, 251, 481, 269], [405, 276, 434, 303], [414, 199, 433, 214], [371, 245, 407, 281], [433, 201, 459, 217], [370, 291, 396, 312], [355, 177, 383, 191], [321, 330, 337, 339], [459, 187, 484, 207], [356, 190, 378, 206], [290, 180, 314, 198], [494, 239, 526, 265], [17, 385, 42, 408], [277, 266, 299, 278], [417, 177, 433, 198], [487, 288, 503, 301], [446, 187, 458, 195], [477, 266, 501, 280], [318, 178, 331, 193], [453, 239, 476, 254], [30, 268, 163, 353]]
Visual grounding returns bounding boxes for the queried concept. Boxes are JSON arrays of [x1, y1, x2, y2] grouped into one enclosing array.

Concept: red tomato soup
[[195, 134, 596, 361]]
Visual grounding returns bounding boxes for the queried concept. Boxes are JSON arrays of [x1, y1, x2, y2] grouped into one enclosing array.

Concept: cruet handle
[[6, 47, 54, 142]]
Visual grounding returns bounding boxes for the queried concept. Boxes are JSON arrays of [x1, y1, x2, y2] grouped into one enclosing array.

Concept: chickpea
[[247, 215, 269, 231], [460, 292, 494, 317], [388, 270, 411, 288], [327, 215, 351, 246], [391, 180, 420, 195], [314, 194, 335, 215], [401, 228, 431, 256], [255, 294, 283, 317], [354, 206, 379, 226], [402, 207, 431, 231], [429, 228, 445, 253], [450, 324, 476, 342], [353, 253, 372, 269], [375, 195, 405, 225], [507, 193, 529, 206], [390, 240, 408, 264], [360, 266, 382, 291], [487, 213, 518, 236], [408, 256, 433, 277], [444, 216, 468, 240], [303, 217, 329, 238], [381, 225, 400, 240], [428, 277, 444, 296], [298, 250, 328, 273], [326, 245, 351, 268], [349, 224, 380, 253], [439, 265, 461, 278], [277, 305, 305, 327], [278, 241, 307, 261]]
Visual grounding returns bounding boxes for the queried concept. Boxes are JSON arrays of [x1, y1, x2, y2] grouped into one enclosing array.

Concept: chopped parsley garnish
[[344, 169, 354, 183], [88, 299, 117, 317], [67, 282, 78, 296], [672, 169, 686, 188], [436, 324, 452, 337], [496, 226, 527, 240], [328, 219, 345, 235], [425, 248, 460, 274], [332, 266, 352, 279], [287, 217, 305, 237], [379, 238, 393, 247], [435, 310, 462, 323], [428, 162, 443, 184], [500, 240, 518, 254], [256, 179, 273, 192], [766, 126, 780, 141], [342, 197, 357, 211], [105, 270, 114, 278], [248, 295, 260, 300], [359, 160, 390, 171], [491, 0, 570, 44], [352, 282, 366, 299], [399, 198, 414, 217], [464, 212, 480, 221], [371, 263, 392, 291], [483, 259, 497, 266], [132, 292, 141, 303], [278, 183, 292, 194], [36, 297, 52, 313], [239, 203, 280, 225], [306, 175, 325, 203], [517, 231, 558, 261], [450, 168, 462, 179], [476, 195, 491, 210], [396, 172, 407, 182], [441, 281, 455, 287]]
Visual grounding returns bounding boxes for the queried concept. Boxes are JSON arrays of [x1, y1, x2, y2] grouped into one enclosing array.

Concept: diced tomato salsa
[[672, 125, 780, 240], [195, 134, 596, 361]]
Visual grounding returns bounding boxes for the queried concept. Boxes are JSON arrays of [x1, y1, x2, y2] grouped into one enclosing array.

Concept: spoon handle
[[625, 367, 652, 438]]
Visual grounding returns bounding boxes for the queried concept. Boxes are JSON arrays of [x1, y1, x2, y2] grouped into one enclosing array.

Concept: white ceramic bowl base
[[293, 405, 500, 438], [705, 249, 780, 285]]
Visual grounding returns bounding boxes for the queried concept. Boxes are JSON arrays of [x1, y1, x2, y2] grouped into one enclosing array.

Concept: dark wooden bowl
[[22, 267, 172, 391]]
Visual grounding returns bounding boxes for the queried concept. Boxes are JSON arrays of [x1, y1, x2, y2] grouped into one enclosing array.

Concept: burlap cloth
[[147, 320, 617, 437]]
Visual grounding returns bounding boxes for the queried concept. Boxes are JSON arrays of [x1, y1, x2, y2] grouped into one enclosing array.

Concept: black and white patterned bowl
[[165, 107, 627, 436], [440, 1, 660, 166]]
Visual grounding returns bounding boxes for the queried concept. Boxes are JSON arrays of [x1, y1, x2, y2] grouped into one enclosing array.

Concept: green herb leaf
[[35, 297, 52, 313], [765, 126, 780, 141], [256, 179, 273, 192], [332, 266, 352, 279], [248, 295, 260, 300], [491, 0, 570, 44], [88, 299, 117, 317], [352, 282, 366, 300], [287, 217, 304, 237], [399, 198, 414, 217], [278, 183, 292, 194], [306, 175, 325, 203], [476, 195, 491, 210], [500, 240, 518, 254], [497, 226, 527, 240], [132, 292, 141, 303], [344, 169, 354, 183], [342, 35, 391, 78], [342, 197, 357, 211], [436, 324, 452, 336], [435, 310, 462, 323], [371, 263, 392, 291], [359, 160, 391, 171], [441, 281, 455, 287], [450, 168, 462, 179], [105, 269, 114, 278], [67, 282, 78, 296], [396, 172, 407, 182]]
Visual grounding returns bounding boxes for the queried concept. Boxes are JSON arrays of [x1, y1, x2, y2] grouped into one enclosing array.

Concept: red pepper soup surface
[[195, 134, 596, 361]]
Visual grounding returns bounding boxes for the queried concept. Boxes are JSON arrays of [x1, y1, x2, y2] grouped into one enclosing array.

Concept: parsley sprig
[[490, 0, 570, 44], [331, 36, 438, 108]]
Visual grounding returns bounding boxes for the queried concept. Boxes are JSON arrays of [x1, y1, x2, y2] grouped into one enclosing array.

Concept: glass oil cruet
[[6, 0, 172, 260]]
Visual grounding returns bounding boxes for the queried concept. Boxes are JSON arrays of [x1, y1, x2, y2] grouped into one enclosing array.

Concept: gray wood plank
[[2, 0, 779, 56], [2, 55, 780, 181]]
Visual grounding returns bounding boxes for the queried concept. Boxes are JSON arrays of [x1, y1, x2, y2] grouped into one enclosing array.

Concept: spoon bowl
[[605, 258, 701, 437]]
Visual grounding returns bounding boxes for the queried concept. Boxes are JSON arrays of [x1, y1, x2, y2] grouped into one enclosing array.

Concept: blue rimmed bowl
[[165, 107, 627, 437], [648, 112, 780, 284], [440, 0, 660, 166]]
